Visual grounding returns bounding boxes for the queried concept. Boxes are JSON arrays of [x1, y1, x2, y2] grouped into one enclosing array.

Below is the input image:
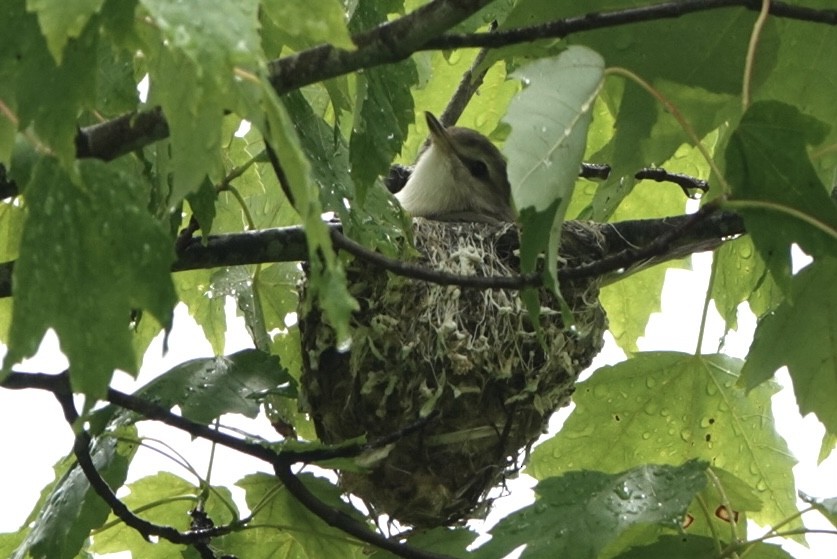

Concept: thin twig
[[330, 228, 542, 290], [3, 370, 456, 559], [422, 0, 837, 51], [634, 167, 710, 199], [439, 21, 496, 128], [272, 462, 455, 559]]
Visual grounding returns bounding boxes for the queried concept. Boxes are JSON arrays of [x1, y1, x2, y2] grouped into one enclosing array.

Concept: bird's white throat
[[395, 144, 471, 217]]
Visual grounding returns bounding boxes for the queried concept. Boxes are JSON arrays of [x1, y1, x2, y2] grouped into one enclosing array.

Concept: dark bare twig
[[422, 0, 837, 51], [580, 162, 611, 180], [33, 372, 241, 549], [635, 167, 709, 199], [562, 201, 726, 283], [273, 462, 454, 559], [3, 370, 455, 559], [330, 228, 542, 289]]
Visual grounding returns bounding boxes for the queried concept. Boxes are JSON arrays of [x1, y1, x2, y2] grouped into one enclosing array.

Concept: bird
[[395, 112, 515, 224]]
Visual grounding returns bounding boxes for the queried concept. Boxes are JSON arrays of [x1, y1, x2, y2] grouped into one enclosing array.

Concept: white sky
[[0, 252, 835, 558]]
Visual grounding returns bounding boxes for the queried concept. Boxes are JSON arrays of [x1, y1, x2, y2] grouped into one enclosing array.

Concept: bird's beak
[[425, 111, 455, 155]]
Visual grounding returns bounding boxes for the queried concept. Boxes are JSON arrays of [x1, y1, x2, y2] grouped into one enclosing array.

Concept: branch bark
[[2, 0, 834, 199], [0, 211, 746, 299]]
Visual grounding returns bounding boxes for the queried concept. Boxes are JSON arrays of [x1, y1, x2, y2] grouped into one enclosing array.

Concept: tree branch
[[422, 0, 837, 51], [0, 211, 746, 299], [2, 0, 834, 199], [3, 370, 455, 559], [267, 0, 495, 94]]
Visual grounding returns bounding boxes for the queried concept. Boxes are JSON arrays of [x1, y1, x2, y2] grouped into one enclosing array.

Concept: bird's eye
[[465, 158, 489, 180]]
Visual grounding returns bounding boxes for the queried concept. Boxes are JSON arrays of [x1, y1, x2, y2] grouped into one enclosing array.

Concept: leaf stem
[[742, 0, 771, 110], [604, 67, 731, 193], [707, 467, 741, 543], [696, 494, 725, 555], [722, 199, 837, 240], [224, 184, 258, 231], [695, 252, 719, 355]]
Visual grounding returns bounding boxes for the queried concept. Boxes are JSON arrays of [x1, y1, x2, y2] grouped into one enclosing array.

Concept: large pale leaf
[[503, 45, 604, 291], [530, 353, 800, 535], [475, 461, 707, 559], [742, 258, 837, 433], [3, 158, 176, 399]]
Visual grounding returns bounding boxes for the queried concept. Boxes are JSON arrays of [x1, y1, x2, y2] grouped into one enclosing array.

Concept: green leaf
[[349, 60, 417, 198], [284, 90, 408, 252], [213, 472, 366, 559], [502, 2, 778, 95], [26, 0, 105, 63], [0, 532, 25, 558], [5, 4, 97, 165], [712, 236, 783, 330], [12, 426, 137, 559], [724, 101, 837, 285], [212, 118, 298, 234], [134, 349, 290, 425], [91, 472, 236, 558], [206, 265, 271, 351], [599, 148, 694, 352], [255, 262, 301, 337], [611, 535, 791, 559], [504, 46, 604, 292], [260, 82, 357, 344], [4, 157, 176, 399], [475, 461, 707, 559], [261, 0, 353, 50], [138, 0, 262, 201], [398, 49, 519, 165], [529, 353, 800, 536], [741, 258, 837, 433], [371, 526, 476, 559], [92, 36, 139, 117], [587, 81, 736, 221], [755, 2, 837, 184], [819, 431, 837, 465], [176, 269, 228, 356]]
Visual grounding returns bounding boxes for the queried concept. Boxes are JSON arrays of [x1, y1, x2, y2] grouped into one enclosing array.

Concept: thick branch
[[2, 0, 835, 199], [0, 211, 745, 299], [268, 0, 494, 94]]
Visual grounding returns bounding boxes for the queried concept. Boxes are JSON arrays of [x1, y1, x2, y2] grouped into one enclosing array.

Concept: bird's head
[[395, 112, 514, 223]]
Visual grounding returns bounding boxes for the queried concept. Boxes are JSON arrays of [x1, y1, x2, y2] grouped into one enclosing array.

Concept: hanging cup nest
[[299, 218, 608, 527]]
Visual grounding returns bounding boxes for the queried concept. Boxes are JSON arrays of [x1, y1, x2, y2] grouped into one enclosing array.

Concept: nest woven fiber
[[300, 218, 608, 527]]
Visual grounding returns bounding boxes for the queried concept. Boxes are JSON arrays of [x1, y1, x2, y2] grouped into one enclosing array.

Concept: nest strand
[[300, 219, 608, 527]]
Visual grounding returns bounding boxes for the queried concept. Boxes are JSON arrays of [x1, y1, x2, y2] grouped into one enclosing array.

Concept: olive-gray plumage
[[395, 112, 515, 223]]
